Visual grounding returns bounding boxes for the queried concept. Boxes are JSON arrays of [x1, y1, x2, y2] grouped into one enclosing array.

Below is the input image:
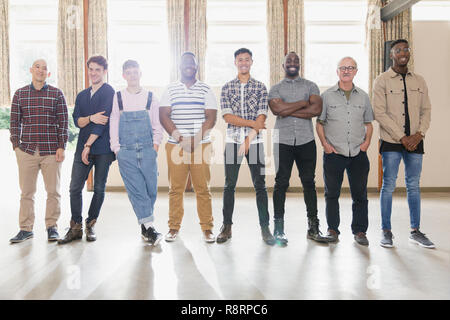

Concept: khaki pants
[[165, 142, 213, 231], [15, 148, 61, 231]]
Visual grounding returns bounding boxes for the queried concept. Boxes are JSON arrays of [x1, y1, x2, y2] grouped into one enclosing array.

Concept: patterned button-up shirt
[[10, 83, 69, 155], [221, 77, 268, 144]]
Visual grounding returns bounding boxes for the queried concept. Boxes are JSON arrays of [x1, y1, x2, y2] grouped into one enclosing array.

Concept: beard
[[285, 66, 299, 77]]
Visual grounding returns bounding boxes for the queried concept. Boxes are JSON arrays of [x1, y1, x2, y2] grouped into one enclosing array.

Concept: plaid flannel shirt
[[10, 83, 69, 155], [221, 77, 268, 144]]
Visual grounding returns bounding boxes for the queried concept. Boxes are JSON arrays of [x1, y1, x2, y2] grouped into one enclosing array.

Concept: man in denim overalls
[[109, 60, 164, 245]]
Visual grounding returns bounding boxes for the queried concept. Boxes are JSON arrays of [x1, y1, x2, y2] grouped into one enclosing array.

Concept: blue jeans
[[117, 146, 158, 225], [69, 152, 115, 224], [380, 151, 423, 230], [323, 151, 369, 235]]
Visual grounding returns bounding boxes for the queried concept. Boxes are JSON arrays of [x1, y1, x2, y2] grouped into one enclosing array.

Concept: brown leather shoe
[[216, 224, 232, 243], [58, 220, 82, 245], [85, 219, 97, 242], [325, 229, 339, 243]]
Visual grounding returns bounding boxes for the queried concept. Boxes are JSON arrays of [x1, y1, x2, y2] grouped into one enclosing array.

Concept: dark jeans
[[222, 143, 269, 227], [323, 151, 369, 235], [273, 141, 318, 220], [69, 152, 115, 224]]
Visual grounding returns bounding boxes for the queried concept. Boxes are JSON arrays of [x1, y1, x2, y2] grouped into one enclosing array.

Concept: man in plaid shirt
[[9, 59, 68, 243], [216, 48, 275, 245]]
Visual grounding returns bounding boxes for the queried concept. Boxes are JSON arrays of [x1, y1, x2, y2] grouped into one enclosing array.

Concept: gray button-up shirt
[[318, 83, 374, 157], [268, 77, 320, 146]]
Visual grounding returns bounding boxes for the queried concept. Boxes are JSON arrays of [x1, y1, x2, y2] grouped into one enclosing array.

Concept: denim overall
[[116, 91, 158, 225]]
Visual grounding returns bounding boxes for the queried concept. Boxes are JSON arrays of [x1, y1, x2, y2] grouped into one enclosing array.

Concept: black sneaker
[[380, 230, 394, 248], [409, 230, 435, 249], [10, 230, 34, 243], [47, 226, 59, 242], [141, 225, 162, 246]]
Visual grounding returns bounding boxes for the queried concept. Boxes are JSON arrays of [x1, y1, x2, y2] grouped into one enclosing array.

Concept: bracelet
[[84, 144, 91, 148]]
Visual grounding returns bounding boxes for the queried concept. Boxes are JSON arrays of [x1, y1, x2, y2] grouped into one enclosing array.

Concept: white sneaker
[[203, 230, 215, 243], [165, 229, 178, 242]]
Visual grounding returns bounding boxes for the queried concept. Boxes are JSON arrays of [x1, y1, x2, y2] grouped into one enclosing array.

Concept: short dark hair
[[87, 55, 108, 70], [180, 51, 197, 64], [391, 39, 409, 49], [181, 51, 196, 59], [234, 48, 253, 59], [122, 60, 140, 72]]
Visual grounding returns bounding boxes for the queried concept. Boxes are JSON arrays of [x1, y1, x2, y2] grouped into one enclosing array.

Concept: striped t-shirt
[[160, 81, 217, 144]]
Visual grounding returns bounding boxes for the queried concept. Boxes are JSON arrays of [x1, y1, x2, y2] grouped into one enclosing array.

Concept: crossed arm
[[268, 94, 322, 119]]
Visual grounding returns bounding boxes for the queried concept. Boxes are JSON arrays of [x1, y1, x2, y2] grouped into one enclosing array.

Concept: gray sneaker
[[354, 232, 369, 246], [409, 230, 435, 249], [380, 230, 394, 248]]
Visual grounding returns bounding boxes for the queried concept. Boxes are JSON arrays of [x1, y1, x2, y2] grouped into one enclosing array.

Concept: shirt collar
[[179, 79, 199, 89], [30, 82, 48, 91], [388, 67, 413, 78], [232, 77, 256, 85], [283, 76, 303, 83], [333, 82, 358, 93]]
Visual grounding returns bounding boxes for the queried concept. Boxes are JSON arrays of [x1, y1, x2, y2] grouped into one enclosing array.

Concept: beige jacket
[[372, 67, 431, 143]]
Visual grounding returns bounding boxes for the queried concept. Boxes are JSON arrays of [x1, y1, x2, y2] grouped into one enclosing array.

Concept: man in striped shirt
[[9, 59, 68, 243], [159, 52, 218, 243]]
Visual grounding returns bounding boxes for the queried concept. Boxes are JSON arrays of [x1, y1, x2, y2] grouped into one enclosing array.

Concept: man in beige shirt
[[372, 39, 434, 249]]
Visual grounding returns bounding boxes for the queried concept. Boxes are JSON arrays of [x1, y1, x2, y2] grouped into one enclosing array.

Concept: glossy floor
[[1, 182, 449, 300]]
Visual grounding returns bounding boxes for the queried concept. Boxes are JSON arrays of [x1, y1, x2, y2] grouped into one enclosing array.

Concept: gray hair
[[337, 56, 358, 69]]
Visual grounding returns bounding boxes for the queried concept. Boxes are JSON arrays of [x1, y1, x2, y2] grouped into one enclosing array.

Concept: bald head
[[285, 51, 299, 60], [32, 59, 47, 68], [337, 56, 357, 70], [30, 59, 49, 84], [283, 52, 300, 78]]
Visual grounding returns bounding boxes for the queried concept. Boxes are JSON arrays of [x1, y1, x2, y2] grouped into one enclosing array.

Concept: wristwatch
[[84, 143, 92, 148], [418, 131, 425, 138]]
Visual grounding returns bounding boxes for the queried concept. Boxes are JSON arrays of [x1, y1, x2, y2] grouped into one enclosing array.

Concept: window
[[9, 0, 58, 95], [107, 0, 170, 89], [412, 0, 450, 21], [304, 0, 368, 91], [206, 0, 269, 87]]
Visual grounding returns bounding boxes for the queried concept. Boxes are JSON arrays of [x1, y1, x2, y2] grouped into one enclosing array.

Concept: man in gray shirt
[[316, 56, 373, 246], [269, 52, 329, 244]]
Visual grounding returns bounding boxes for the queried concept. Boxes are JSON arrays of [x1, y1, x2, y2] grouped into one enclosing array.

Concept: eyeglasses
[[338, 66, 356, 72], [393, 47, 411, 54]]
